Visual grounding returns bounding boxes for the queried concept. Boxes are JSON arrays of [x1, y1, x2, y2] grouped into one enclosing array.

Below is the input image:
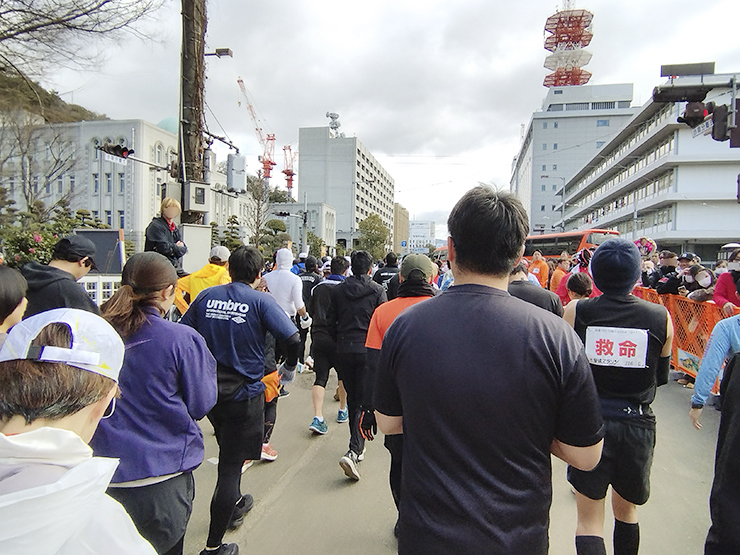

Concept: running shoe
[[199, 543, 239, 555], [357, 446, 367, 461], [309, 417, 328, 435], [336, 407, 349, 423], [278, 385, 290, 398], [241, 460, 254, 474], [228, 494, 254, 529], [261, 443, 278, 461], [339, 450, 361, 481], [305, 355, 314, 369]]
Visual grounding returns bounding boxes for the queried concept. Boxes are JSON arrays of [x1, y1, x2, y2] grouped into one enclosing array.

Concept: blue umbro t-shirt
[[180, 281, 297, 398]]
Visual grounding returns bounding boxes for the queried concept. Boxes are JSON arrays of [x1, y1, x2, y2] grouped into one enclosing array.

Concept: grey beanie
[[591, 238, 641, 296]]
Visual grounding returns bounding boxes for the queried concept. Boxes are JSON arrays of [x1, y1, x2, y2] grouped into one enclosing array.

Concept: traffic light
[[710, 103, 730, 141], [98, 143, 134, 158], [275, 211, 290, 217], [677, 102, 707, 128]]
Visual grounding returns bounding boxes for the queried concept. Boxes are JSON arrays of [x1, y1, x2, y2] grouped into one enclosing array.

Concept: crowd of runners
[[1, 187, 739, 554]]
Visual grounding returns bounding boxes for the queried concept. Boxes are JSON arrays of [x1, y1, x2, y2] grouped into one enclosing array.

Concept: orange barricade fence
[[633, 286, 740, 393]]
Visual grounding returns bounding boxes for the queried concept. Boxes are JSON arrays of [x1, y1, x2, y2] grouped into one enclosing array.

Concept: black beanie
[[591, 238, 641, 296]]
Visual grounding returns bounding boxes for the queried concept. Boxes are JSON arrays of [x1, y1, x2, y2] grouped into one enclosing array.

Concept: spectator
[[373, 252, 401, 291], [654, 250, 682, 295], [686, 266, 716, 303], [565, 238, 673, 555], [556, 248, 600, 305], [529, 250, 550, 288], [508, 262, 563, 316], [307, 257, 350, 435], [640, 260, 660, 288], [291, 252, 308, 275], [180, 246, 300, 555], [145, 198, 187, 274], [0, 309, 156, 554], [0, 266, 27, 347], [330, 250, 387, 481], [714, 249, 740, 317], [562, 272, 594, 325], [375, 187, 603, 554], [21, 234, 99, 318], [92, 252, 218, 555], [174, 246, 231, 315], [550, 257, 570, 293], [715, 260, 729, 275]]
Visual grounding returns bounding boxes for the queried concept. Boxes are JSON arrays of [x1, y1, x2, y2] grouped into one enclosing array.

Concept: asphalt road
[[183, 371, 721, 555]]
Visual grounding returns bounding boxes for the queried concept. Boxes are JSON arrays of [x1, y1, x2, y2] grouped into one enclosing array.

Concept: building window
[[93, 174, 99, 193], [593, 102, 615, 110], [105, 173, 112, 193], [540, 205, 546, 211], [69, 175, 75, 191], [160, 183, 166, 199], [552, 184, 557, 191], [92, 210, 99, 220], [553, 143, 558, 150], [541, 185, 546, 191], [118, 210, 125, 228], [596, 141, 605, 148], [105, 210, 112, 226], [596, 119, 610, 127], [33, 176, 39, 193], [566, 102, 589, 111], [45, 180, 50, 194], [542, 144, 547, 150], [8, 176, 14, 193], [542, 122, 548, 129], [552, 205, 556, 211], [156, 144, 163, 165], [119, 173, 125, 193], [57, 176, 63, 194], [553, 122, 558, 128], [554, 90, 563, 95], [542, 165, 546, 171]]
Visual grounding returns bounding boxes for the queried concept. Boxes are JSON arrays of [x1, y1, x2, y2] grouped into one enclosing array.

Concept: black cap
[[678, 252, 696, 261], [52, 235, 97, 270]]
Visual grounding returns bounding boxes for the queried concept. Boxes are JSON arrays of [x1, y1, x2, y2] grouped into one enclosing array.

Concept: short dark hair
[[447, 187, 529, 277], [229, 246, 264, 284], [305, 255, 318, 272], [566, 272, 593, 297], [0, 323, 116, 424], [351, 250, 373, 276], [510, 262, 528, 276], [0, 266, 27, 324], [385, 252, 397, 266], [330, 256, 349, 275]]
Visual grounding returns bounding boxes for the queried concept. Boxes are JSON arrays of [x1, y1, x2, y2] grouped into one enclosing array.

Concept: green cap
[[401, 254, 435, 281]]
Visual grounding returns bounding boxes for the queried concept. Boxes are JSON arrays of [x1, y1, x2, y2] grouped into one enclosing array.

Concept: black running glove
[[359, 408, 377, 441]]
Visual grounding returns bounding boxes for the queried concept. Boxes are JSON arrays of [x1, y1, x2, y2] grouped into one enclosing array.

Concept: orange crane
[[282, 145, 296, 197], [237, 77, 277, 183]]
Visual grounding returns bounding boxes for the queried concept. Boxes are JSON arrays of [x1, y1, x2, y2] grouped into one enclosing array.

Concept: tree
[[306, 230, 326, 258], [425, 243, 436, 256], [357, 214, 390, 260], [260, 218, 290, 255], [242, 174, 269, 247], [222, 215, 243, 252], [269, 187, 294, 204], [0, 0, 164, 78], [210, 221, 222, 247]]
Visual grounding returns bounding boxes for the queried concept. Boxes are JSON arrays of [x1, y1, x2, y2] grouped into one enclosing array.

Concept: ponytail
[[102, 252, 177, 339]]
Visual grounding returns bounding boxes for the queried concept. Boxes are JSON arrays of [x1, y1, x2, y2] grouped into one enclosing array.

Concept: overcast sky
[[44, 0, 740, 235]]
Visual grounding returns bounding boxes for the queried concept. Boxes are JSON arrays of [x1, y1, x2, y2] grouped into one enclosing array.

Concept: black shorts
[[312, 334, 338, 388], [207, 394, 265, 463], [568, 419, 656, 505]]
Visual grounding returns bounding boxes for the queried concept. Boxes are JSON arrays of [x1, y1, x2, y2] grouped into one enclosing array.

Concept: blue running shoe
[[309, 417, 328, 435], [337, 408, 349, 423]]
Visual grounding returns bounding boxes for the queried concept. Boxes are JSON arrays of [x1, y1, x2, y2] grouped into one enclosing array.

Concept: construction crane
[[282, 145, 296, 197], [237, 77, 277, 184]]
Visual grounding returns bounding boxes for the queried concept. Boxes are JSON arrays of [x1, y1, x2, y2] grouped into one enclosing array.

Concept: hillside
[[0, 69, 106, 123]]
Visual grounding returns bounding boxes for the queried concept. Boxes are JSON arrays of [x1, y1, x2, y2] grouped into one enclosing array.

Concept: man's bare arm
[[376, 412, 403, 435], [551, 438, 603, 471]]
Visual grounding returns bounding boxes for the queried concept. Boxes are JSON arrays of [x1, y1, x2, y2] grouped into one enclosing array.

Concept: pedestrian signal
[[98, 143, 135, 158]]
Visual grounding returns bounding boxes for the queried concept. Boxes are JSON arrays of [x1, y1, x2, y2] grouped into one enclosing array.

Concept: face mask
[[684, 275, 694, 283], [728, 262, 740, 271], [716, 268, 728, 275], [698, 276, 712, 288]]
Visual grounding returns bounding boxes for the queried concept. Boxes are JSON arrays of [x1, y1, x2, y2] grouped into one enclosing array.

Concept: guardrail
[[633, 286, 740, 389]]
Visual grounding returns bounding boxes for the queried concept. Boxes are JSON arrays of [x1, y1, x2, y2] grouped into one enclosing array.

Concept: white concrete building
[[511, 84, 638, 231], [0, 117, 253, 252], [270, 201, 336, 255], [557, 73, 740, 262], [409, 221, 435, 253], [297, 126, 395, 250]]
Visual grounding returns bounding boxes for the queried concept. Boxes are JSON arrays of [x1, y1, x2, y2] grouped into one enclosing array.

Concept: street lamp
[[205, 48, 233, 58], [541, 175, 566, 231]]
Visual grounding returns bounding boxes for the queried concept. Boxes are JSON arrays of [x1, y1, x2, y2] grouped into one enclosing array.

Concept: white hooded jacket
[[264, 248, 305, 317], [0, 427, 156, 555]]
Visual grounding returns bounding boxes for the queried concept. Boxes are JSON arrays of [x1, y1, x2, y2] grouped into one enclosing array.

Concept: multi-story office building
[[511, 84, 638, 231], [298, 126, 395, 249], [393, 203, 410, 254], [0, 117, 252, 251], [270, 201, 336, 256], [557, 73, 740, 262], [409, 221, 435, 253]]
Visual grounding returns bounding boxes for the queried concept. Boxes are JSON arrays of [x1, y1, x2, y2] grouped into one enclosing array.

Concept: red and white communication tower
[[237, 77, 277, 182], [543, 3, 594, 87], [282, 145, 296, 197]]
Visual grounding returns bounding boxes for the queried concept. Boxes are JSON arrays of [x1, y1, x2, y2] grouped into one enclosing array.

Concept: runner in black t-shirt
[[564, 238, 673, 555], [374, 187, 604, 555], [372, 252, 400, 291], [508, 261, 564, 316]]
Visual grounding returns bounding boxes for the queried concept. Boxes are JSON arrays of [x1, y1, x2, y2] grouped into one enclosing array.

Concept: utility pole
[[179, 0, 206, 223]]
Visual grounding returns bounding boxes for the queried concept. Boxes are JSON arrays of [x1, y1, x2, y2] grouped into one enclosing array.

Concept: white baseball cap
[[210, 245, 231, 262], [0, 308, 124, 382]]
